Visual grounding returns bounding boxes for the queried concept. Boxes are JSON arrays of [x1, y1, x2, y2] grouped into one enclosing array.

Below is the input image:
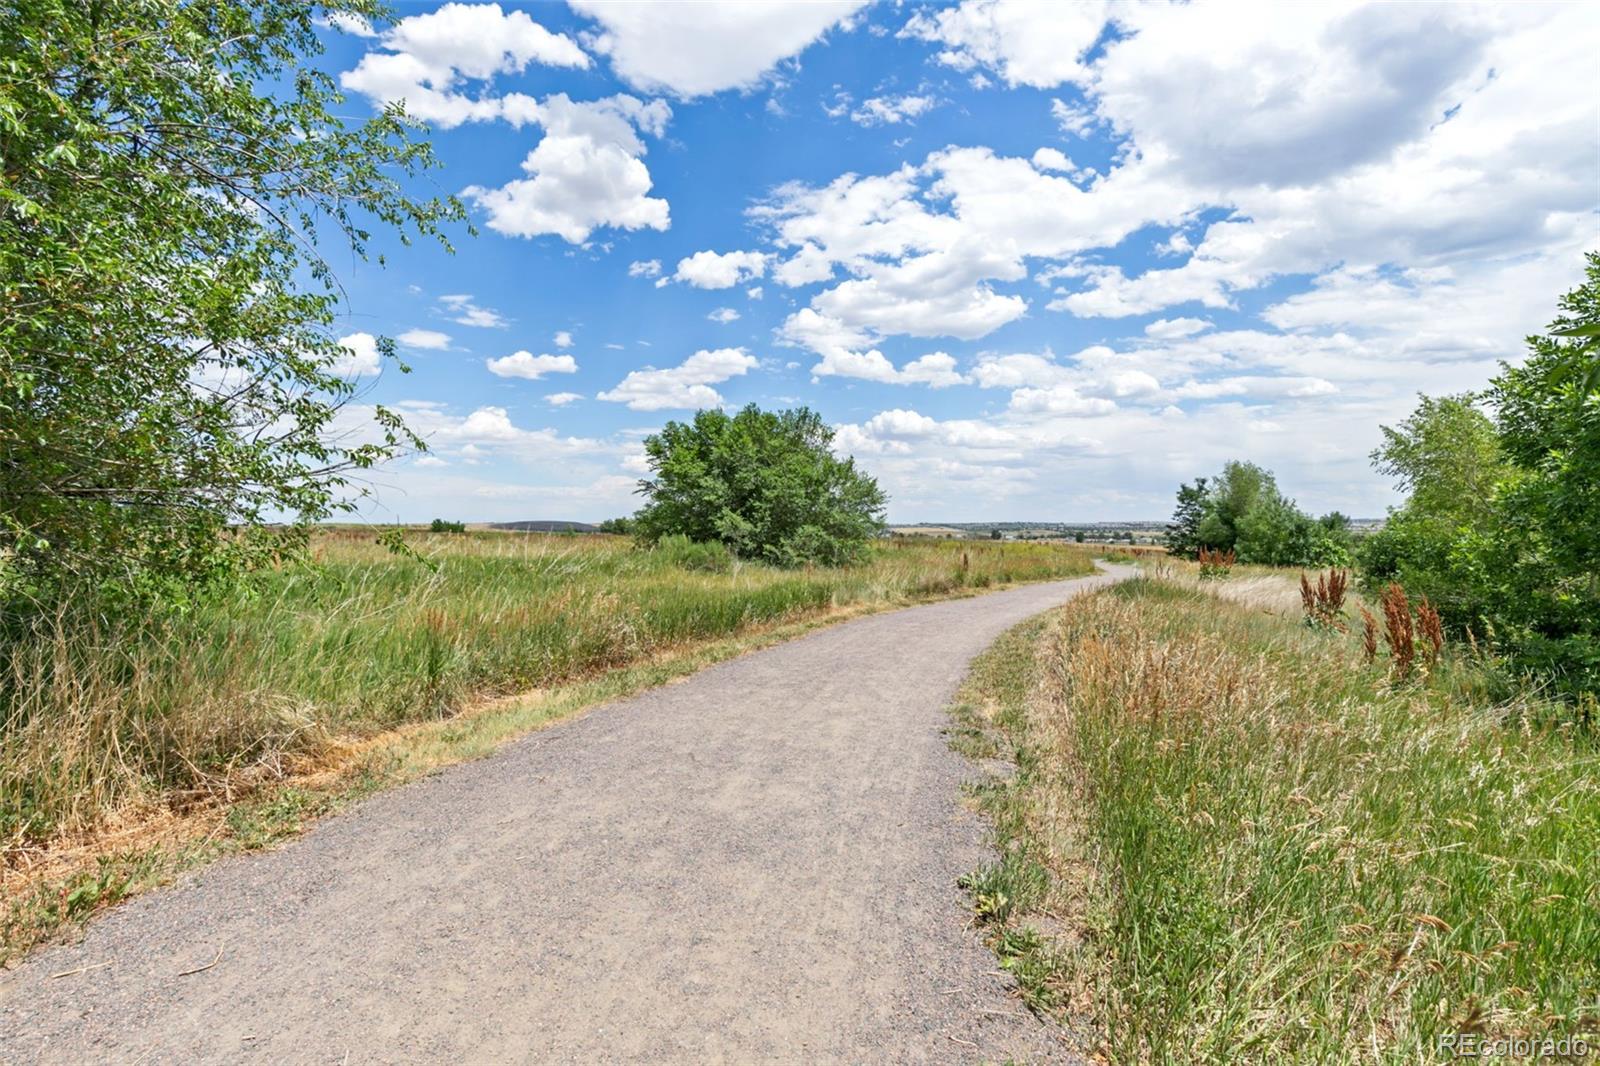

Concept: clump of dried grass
[[1381, 582, 1417, 678]]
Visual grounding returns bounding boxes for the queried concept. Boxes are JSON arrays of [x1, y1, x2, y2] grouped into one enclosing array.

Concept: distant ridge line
[[489, 520, 600, 533]]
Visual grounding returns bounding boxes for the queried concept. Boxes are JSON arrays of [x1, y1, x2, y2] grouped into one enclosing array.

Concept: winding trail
[[0, 565, 1131, 1064]]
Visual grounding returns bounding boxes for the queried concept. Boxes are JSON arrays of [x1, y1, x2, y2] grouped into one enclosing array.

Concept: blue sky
[[314, 1, 1598, 523]]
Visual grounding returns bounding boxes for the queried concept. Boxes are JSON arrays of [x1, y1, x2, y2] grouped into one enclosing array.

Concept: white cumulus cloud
[[463, 94, 673, 243], [1144, 318, 1211, 340], [672, 249, 770, 289], [485, 351, 579, 379], [902, 0, 1110, 89], [332, 332, 383, 377], [341, 2, 588, 128], [439, 294, 508, 328], [596, 347, 758, 410], [569, 0, 867, 98], [396, 328, 453, 350], [850, 94, 937, 127]]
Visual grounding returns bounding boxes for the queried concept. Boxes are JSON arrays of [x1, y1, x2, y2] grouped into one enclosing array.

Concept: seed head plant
[[1299, 568, 1350, 630], [1197, 547, 1236, 581], [1416, 596, 1445, 669], [1381, 583, 1417, 679]]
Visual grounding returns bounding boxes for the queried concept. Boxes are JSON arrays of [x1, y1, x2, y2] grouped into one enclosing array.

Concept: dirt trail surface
[[0, 566, 1131, 1064]]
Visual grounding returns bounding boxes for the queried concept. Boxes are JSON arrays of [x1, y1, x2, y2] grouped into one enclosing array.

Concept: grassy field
[[0, 530, 1095, 952], [952, 569, 1598, 1063]]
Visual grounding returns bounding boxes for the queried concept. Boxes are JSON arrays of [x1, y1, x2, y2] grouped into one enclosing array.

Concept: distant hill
[[489, 520, 600, 533]]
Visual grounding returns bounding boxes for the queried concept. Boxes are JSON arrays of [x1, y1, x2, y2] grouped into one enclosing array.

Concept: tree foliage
[[1371, 394, 1506, 526], [0, 0, 462, 612], [1168, 462, 1349, 567], [1165, 476, 1208, 560], [633, 405, 887, 567], [1362, 253, 1599, 700]]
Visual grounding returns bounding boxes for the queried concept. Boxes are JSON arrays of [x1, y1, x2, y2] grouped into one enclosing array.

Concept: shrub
[[652, 534, 733, 574], [1170, 463, 1351, 568], [1364, 255, 1599, 705], [429, 519, 466, 533]]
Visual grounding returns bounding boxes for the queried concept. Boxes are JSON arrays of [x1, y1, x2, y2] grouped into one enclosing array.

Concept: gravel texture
[[0, 566, 1130, 1064]]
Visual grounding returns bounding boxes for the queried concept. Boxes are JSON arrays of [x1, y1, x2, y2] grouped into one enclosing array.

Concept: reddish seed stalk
[[1198, 547, 1235, 579], [1381, 583, 1416, 679], [1417, 596, 1444, 667], [1300, 568, 1350, 630], [1360, 608, 1379, 664]]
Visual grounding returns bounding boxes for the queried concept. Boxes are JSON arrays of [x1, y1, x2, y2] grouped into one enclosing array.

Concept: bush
[[1169, 462, 1351, 568], [1364, 255, 1599, 702], [634, 405, 886, 568], [651, 534, 734, 574], [429, 519, 466, 533]]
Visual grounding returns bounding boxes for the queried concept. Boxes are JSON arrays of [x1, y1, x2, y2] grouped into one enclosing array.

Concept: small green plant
[[960, 849, 1048, 925], [224, 788, 318, 850], [994, 926, 1066, 1014]]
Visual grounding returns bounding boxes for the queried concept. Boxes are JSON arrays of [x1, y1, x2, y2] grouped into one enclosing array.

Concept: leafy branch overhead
[[0, 0, 465, 610]]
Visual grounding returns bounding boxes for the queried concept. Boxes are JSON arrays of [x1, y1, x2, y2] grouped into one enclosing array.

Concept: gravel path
[[0, 566, 1130, 1064]]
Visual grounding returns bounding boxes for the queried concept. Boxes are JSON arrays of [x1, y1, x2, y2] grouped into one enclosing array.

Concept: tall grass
[[1, 531, 1095, 853], [1014, 578, 1599, 1061]]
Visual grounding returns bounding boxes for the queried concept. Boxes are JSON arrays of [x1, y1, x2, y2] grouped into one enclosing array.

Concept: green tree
[[1490, 256, 1600, 591], [598, 517, 636, 536], [1481, 254, 1600, 694], [1165, 476, 1209, 559], [1362, 254, 1599, 701], [1358, 396, 1508, 618], [1235, 495, 1349, 567], [1372, 395, 1505, 526], [633, 405, 887, 567], [0, 0, 462, 612], [1196, 461, 1278, 553], [1176, 461, 1348, 567]]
